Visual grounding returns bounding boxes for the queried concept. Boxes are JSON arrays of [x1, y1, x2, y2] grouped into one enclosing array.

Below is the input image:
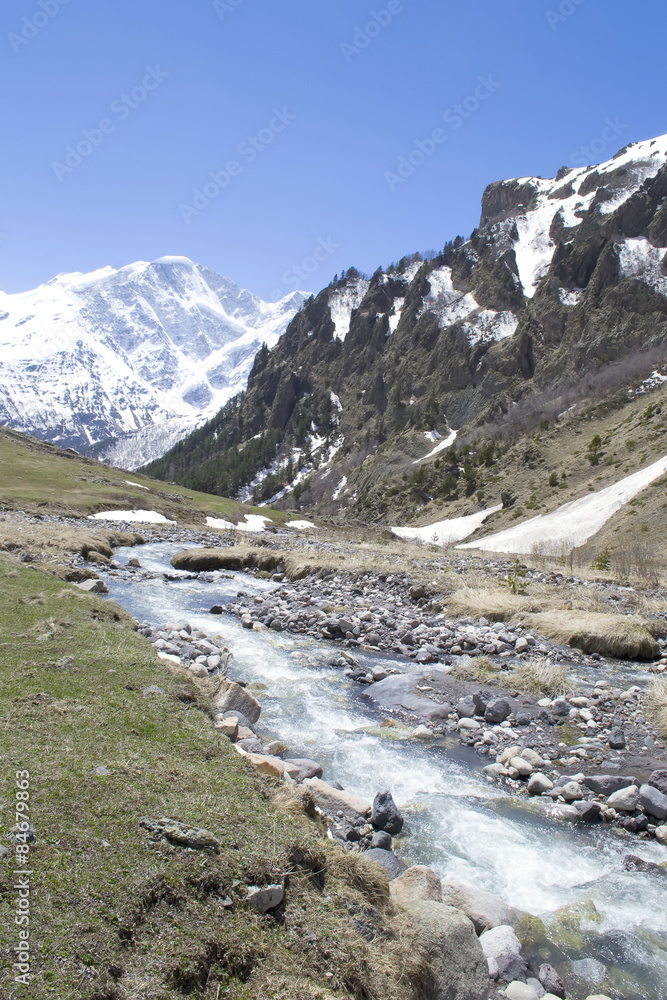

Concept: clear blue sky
[[1, 0, 665, 300]]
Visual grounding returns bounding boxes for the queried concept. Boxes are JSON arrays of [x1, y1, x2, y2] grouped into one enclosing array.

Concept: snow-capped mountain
[[145, 133, 667, 516], [0, 256, 305, 468]]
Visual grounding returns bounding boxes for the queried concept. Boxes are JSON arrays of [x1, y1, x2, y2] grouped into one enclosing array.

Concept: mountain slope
[[145, 134, 667, 518], [0, 257, 304, 468]]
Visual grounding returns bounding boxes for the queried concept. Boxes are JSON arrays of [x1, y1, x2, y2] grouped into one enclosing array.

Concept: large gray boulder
[[649, 769, 667, 796], [440, 880, 510, 934], [583, 774, 637, 796], [402, 899, 490, 1000], [363, 848, 407, 880], [303, 777, 370, 824], [213, 681, 261, 724], [390, 865, 442, 907], [639, 783, 667, 820]]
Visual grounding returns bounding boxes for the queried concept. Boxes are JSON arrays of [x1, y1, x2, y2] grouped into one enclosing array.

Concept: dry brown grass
[[446, 586, 545, 622], [507, 658, 574, 698], [523, 611, 660, 660], [645, 678, 667, 739]]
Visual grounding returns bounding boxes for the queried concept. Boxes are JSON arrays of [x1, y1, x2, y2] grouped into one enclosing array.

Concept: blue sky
[[1, 0, 665, 299]]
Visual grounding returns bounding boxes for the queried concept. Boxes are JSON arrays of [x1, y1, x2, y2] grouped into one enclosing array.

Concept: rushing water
[[104, 542, 667, 1000]]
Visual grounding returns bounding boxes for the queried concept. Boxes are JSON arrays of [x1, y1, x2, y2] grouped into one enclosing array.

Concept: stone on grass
[[389, 865, 442, 907], [402, 900, 490, 1000], [139, 816, 219, 851], [246, 883, 283, 913]]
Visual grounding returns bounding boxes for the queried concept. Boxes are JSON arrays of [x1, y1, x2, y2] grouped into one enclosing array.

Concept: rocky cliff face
[[145, 135, 667, 514], [0, 257, 304, 468]]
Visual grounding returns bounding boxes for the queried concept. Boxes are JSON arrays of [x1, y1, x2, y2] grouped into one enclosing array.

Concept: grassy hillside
[[0, 427, 296, 529], [0, 555, 421, 1000]]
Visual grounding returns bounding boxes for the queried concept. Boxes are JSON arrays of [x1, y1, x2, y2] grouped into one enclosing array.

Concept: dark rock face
[[371, 789, 404, 835]]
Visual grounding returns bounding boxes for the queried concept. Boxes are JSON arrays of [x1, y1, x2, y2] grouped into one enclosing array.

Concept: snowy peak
[[0, 258, 305, 467], [480, 132, 667, 298]]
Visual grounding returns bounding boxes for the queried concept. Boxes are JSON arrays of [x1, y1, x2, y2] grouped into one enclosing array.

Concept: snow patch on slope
[[414, 428, 458, 464], [618, 237, 667, 296], [89, 509, 176, 525], [458, 454, 667, 554], [329, 279, 370, 340], [392, 504, 502, 547], [421, 268, 519, 346], [509, 133, 667, 297]]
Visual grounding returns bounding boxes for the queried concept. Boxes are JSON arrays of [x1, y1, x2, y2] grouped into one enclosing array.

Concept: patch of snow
[[414, 428, 458, 464], [332, 476, 347, 501], [329, 279, 370, 341], [618, 237, 667, 296], [508, 133, 667, 298], [392, 504, 502, 547], [630, 368, 667, 397], [89, 509, 176, 524], [424, 429, 441, 444], [330, 391, 342, 412], [458, 453, 667, 554], [157, 652, 181, 664], [558, 288, 584, 306], [205, 514, 273, 533], [421, 267, 478, 326], [286, 520, 318, 530], [461, 309, 519, 346], [387, 297, 405, 335], [124, 480, 149, 490]]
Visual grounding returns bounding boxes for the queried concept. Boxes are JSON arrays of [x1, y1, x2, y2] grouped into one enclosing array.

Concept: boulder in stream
[[371, 789, 404, 835]]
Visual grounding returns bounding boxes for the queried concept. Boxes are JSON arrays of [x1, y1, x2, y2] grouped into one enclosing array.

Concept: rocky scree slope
[[0, 256, 304, 469], [145, 134, 667, 515]]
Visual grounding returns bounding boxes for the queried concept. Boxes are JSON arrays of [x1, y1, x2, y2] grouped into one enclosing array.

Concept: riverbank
[[3, 512, 667, 998]]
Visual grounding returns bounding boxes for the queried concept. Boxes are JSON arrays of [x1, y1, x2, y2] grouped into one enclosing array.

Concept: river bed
[[103, 542, 667, 1000]]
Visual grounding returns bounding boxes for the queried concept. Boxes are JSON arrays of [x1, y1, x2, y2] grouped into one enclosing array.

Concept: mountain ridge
[[144, 133, 667, 520]]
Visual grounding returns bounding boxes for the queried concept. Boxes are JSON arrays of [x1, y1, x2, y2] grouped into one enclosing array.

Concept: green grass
[[0, 428, 296, 529], [0, 558, 417, 1000]]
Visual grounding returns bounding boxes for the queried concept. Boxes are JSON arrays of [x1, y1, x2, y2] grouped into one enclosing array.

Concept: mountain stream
[[104, 542, 667, 1000]]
